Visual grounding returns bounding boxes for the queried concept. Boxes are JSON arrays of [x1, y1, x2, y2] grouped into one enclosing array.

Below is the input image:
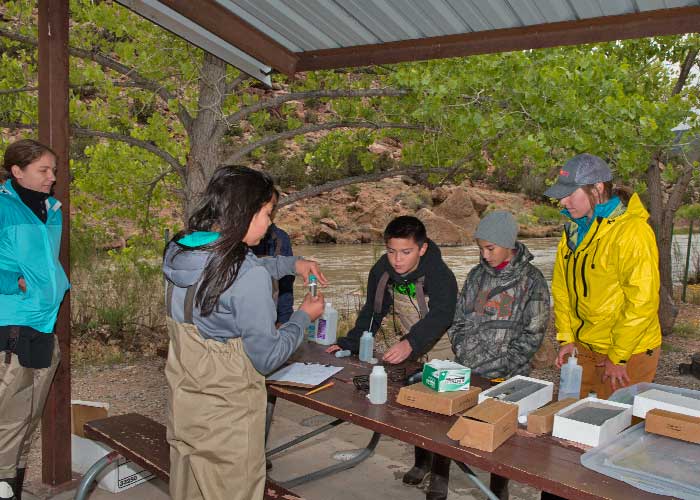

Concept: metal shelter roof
[[116, 0, 700, 85]]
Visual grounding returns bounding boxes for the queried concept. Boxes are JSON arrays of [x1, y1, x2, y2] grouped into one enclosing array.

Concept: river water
[[293, 235, 700, 309]]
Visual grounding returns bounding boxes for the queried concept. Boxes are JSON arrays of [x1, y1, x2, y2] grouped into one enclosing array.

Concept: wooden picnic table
[[267, 342, 669, 500]]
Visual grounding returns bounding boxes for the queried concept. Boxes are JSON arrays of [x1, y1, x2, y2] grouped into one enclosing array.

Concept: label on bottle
[[317, 318, 327, 340], [307, 322, 316, 341]]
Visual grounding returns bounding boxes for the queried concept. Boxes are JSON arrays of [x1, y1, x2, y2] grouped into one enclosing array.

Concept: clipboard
[[266, 362, 343, 389]]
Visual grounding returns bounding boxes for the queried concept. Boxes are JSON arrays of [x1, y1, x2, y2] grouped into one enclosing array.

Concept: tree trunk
[[646, 160, 679, 335], [183, 52, 228, 219]]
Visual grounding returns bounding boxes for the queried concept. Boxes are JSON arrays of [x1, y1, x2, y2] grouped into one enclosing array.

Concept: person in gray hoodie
[[162, 165, 325, 500]]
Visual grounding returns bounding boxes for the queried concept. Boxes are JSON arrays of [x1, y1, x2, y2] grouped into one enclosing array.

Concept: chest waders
[[164, 281, 267, 500]]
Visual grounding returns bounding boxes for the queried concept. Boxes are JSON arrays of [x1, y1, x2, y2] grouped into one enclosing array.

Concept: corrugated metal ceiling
[[217, 0, 700, 52]]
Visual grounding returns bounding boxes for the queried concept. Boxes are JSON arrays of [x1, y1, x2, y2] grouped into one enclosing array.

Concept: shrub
[[532, 204, 562, 224]]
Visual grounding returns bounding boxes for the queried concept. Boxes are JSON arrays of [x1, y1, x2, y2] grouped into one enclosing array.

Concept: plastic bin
[[609, 382, 700, 406], [580, 422, 700, 499]]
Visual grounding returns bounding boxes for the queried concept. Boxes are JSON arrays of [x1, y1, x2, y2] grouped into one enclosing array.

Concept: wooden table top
[[267, 342, 668, 500]]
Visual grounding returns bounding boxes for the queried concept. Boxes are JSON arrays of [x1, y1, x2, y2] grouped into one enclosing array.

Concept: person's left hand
[[382, 339, 413, 364], [602, 358, 631, 392], [18, 277, 26, 293], [295, 259, 329, 286]]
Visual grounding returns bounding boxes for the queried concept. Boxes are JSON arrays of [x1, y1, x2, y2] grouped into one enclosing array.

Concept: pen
[[305, 381, 334, 396]]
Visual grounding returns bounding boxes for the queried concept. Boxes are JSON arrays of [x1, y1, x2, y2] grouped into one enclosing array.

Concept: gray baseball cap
[[544, 153, 612, 199]]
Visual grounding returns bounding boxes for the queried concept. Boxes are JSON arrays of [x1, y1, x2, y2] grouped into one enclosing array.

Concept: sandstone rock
[[314, 226, 337, 243], [432, 189, 480, 237], [518, 225, 563, 238], [431, 186, 452, 205], [320, 218, 338, 230], [466, 190, 489, 215], [416, 208, 471, 246]]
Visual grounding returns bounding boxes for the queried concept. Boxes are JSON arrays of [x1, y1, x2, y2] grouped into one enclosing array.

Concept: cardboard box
[[478, 375, 554, 416], [447, 398, 518, 452], [397, 383, 481, 415], [422, 360, 471, 392], [526, 398, 578, 434], [552, 397, 632, 447], [633, 388, 700, 419], [645, 408, 700, 444], [71, 401, 154, 493]]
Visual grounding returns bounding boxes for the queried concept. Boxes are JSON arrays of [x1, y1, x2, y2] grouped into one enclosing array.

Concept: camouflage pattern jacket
[[447, 242, 550, 379]]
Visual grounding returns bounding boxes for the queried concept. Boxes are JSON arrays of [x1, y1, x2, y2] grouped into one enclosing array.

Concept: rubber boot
[[14, 470, 24, 500], [426, 454, 450, 500], [402, 447, 433, 485], [490, 474, 510, 500]]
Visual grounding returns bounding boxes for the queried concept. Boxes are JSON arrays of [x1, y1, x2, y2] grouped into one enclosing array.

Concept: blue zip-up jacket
[[250, 224, 295, 323], [0, 180, 70, 333]]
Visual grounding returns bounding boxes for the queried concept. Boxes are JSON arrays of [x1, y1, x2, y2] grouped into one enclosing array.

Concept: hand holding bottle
[[299, 290, 325, 321]]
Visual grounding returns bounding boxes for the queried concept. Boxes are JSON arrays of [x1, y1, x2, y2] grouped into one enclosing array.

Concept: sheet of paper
[[267, 362, 343, 388]]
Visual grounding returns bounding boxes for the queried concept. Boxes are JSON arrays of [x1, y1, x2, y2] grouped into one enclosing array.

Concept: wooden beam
[[157, 0, 298, 76], [38, 0, 72, 486], [296, 6, 700, 72]]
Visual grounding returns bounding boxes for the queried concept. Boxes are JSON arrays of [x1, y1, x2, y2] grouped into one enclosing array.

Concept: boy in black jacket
[[327, 216, 457, 499]]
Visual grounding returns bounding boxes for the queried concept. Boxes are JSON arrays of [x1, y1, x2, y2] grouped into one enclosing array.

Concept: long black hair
[[177, 165, 275, 316]]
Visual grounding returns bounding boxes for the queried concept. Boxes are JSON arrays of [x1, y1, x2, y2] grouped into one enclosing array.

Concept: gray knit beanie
[[474, 211, 518, 249]]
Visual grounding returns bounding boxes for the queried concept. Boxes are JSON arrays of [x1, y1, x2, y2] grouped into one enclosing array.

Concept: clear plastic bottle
[[308, 274, 318, 297], [368, 365, 387, 404], [359, 330, 374, 362], [558, 348, 583, 400], [315, 302, 338, 345]]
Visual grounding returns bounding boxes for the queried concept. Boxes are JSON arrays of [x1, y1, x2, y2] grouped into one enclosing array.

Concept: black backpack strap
[[183, 285, 196, 324], [415, 276, 428, 317], [374, 271, 391, 315]]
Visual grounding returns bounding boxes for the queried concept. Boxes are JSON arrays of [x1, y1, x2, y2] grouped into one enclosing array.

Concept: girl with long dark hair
[[163, 165, 325, 500]]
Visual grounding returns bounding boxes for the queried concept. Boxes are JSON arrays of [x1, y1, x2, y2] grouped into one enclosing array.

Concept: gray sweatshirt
[[163, 239, 310, 375]]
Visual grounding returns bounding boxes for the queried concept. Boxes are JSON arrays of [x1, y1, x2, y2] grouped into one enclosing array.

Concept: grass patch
[[672, 321, 699, 339], [532, 204, 563, 225], [661, 342, 683, 353]]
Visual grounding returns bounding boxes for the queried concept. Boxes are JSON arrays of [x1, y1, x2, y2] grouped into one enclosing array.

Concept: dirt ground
[[22, 303, 700, 496]]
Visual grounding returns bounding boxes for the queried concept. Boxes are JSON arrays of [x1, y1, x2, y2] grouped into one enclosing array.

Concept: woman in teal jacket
[[0, 139, 69, 500]]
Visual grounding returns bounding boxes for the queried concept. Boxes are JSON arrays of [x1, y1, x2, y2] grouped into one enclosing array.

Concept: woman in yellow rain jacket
[[546, 153, 661, 400]]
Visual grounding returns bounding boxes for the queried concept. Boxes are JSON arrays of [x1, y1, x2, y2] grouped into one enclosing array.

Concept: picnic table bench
[[74, 413, 303, 500]]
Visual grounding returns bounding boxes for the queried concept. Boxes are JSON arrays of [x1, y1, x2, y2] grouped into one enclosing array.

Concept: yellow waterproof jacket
[[552, 193, 661, 365]]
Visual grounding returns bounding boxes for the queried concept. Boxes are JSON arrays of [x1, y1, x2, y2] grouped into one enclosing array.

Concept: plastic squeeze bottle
[[558, 348, 583, 400], [368, 365, 387, 404], [359, 330, 374, 362], [315, 302, 338, 345]]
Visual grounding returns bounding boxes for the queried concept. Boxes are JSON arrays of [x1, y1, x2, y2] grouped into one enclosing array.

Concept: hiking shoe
[[402, 465, 430, 485]]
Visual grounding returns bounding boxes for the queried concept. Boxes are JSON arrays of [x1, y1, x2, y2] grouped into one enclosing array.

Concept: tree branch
[[278, 165, 454, 207], [0, 27, 194, 132], [225, 88, 410, 123], [673, 48, 699, 96], [225, 74, 250, 95], [223, 121, 432, 165], [0, 121, 185, 175], [0, 86, 38, 95]]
